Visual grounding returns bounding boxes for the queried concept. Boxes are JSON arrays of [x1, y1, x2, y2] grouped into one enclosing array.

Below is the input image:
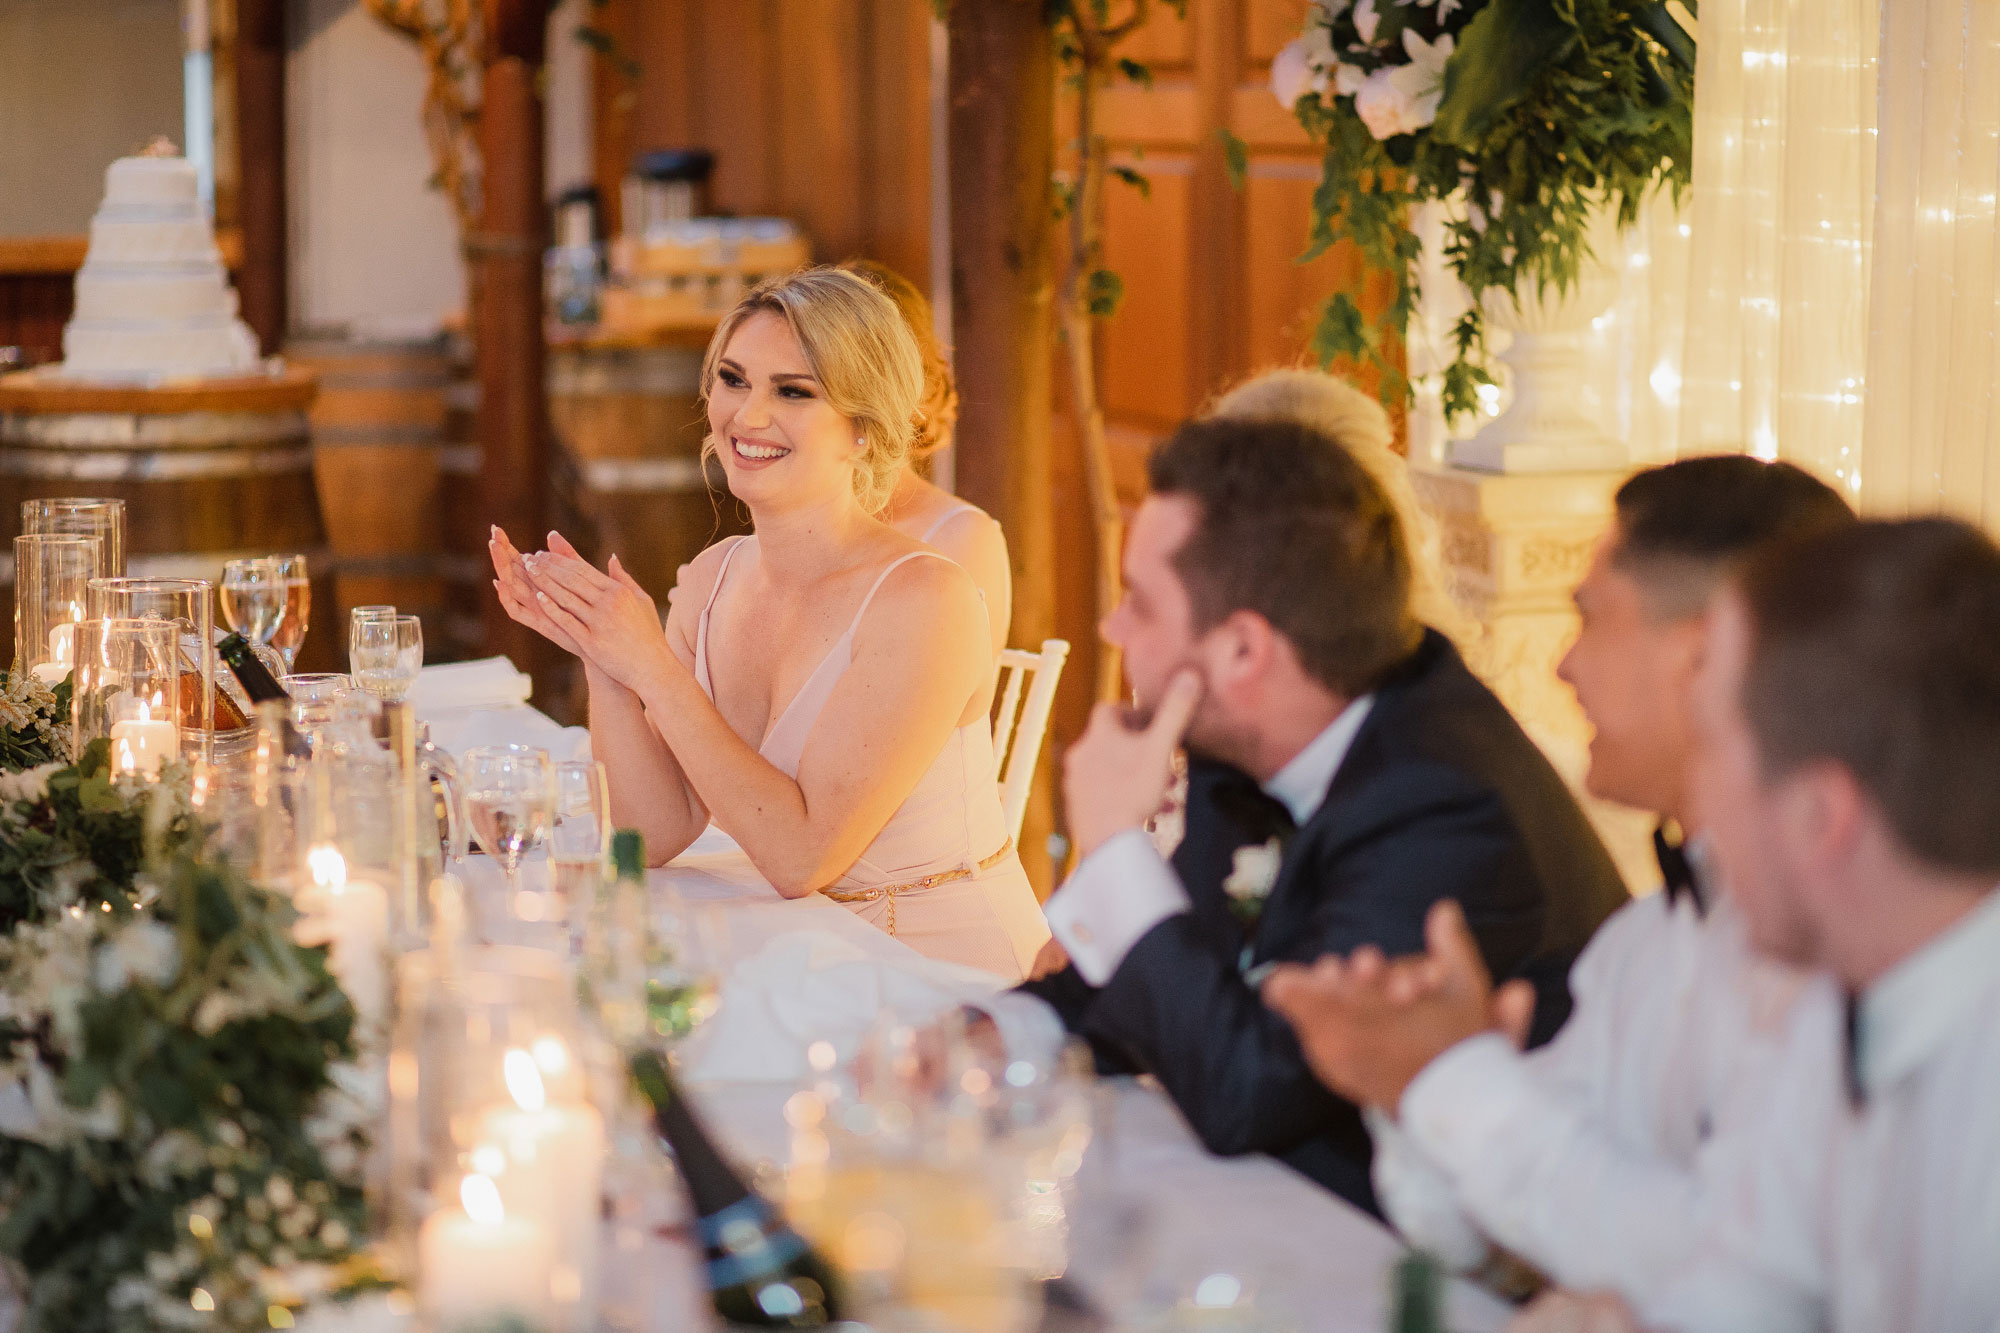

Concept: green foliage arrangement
[[1272, 0, 1696, 419], [0, 739, 200, 933], [0, 837, 374, 1332], [0, 735, 375, 1331]]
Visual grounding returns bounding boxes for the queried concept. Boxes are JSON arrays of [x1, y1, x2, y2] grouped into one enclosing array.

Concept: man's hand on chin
[[1261, 899, 1536, 1112], [1061, 669, 1203, 860]]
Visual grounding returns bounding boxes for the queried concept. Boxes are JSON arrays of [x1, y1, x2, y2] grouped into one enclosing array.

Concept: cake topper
[[136, 136, 182, 158]]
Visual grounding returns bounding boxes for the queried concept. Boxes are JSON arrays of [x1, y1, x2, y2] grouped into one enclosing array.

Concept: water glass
[[464, 744, 555, 915], [220, 557, 289, 647], [270, 554, 311, 670], [283, 672, 356, 753], [550, 759, 611, 929], [352, 614, 424, 702]]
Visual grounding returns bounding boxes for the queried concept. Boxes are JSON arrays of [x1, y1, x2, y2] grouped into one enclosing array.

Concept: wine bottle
[[631, 1047, 844, 1327], [217, 631, 290, 703]]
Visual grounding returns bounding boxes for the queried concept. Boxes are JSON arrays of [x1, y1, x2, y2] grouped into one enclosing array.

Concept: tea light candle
[[418, 1172, 554, 1325], [295, 847, 391, 1034], [480, 1047, 605, 1327], [109, 714, 179, 777]]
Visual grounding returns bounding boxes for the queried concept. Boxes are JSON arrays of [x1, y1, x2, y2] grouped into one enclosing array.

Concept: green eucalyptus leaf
[[1432, 0, 1579, 150], [1085, 268, 1126, 318]]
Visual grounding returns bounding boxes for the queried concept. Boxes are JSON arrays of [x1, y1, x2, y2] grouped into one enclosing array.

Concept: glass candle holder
[[14, 534, 100, 686], [72, 617, 182, 779], [21, 498, 126, 579], [89, 576, 215, 761]]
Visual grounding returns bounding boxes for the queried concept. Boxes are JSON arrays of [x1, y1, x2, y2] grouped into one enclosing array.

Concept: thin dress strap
[[919, 501, 981, 544], [692, 535, 752, 700]]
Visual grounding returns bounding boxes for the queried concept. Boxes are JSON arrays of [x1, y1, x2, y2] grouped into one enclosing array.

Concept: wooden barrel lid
[[0, 365, 319, 416]]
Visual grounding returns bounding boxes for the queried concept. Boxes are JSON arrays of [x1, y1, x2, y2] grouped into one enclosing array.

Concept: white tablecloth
[[448, 704, 1515, 1333]]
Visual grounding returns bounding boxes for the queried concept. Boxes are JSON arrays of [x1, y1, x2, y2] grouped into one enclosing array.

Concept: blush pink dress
[[692, 537, 1050, 981]]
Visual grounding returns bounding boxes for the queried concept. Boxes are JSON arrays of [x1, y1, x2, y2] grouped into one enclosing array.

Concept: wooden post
[[234, 0, 287, 354], [948, 2, 1059, 890], [476, 0, 550, 674]]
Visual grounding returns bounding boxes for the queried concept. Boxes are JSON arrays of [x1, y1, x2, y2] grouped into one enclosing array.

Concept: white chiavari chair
[[991, 638, 1070, 844]]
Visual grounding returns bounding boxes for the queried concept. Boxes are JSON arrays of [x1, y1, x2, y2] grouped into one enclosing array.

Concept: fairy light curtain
[[1675, 0, 1880, 498], [1859, 0, 2000, 527]]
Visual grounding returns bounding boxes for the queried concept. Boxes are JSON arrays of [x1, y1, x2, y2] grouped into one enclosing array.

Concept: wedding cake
[[58, 149, 261, 383]]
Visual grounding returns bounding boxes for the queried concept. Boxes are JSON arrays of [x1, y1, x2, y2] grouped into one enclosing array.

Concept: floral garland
[[1271, 0, 1695, 420], [0, 738, 377, 1330]]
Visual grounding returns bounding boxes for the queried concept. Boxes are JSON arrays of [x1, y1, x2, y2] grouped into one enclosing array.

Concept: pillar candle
[[480, 1050, 606, 1330], [418, 1174, 554, 1325], [109, 717, 179, 777]]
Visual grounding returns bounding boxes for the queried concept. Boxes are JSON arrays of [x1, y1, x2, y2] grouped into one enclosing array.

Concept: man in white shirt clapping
[[1260, 456, 1854, 1325]]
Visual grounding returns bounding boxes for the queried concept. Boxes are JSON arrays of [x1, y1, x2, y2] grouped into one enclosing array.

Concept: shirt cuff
[[1043, 829, 1192, 986], [1365, 1107, 1492, 1273], [1397, 1031, 1544, 1176]]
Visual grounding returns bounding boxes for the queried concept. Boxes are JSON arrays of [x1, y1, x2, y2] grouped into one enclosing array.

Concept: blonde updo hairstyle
[[838, 259, 959, 459], [700, 266, 924, 514]]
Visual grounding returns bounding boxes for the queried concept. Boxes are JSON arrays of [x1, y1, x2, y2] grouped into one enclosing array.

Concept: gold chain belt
[[821, 839, 1015, 937]]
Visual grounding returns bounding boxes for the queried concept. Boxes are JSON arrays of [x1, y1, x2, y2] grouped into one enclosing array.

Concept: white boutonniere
[[1222, 836, 1284, 927]]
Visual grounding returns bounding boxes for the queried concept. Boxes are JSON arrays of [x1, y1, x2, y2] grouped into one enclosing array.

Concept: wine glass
[[351, 614, 424, 702], [220, 557, 288, 649], [269, 553, 311, 671], [550, 759, 611, 933], [465, 744, 555, 918]]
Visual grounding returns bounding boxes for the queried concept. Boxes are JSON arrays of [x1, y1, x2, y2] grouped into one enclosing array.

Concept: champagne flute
[[269, 553, 311, 671], [550, 759, 611, 934], [351, 613, 423, 702], [219, 557, 288, 648], [465, 744, 555, 918]]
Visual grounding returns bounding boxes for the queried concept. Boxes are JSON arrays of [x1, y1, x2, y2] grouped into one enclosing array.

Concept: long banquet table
[[426, 697, 1515, 1333]]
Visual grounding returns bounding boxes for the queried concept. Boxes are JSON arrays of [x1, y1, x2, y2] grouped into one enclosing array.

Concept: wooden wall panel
[[1100, 161, 1196, 428], [601, 0, 931, 278]]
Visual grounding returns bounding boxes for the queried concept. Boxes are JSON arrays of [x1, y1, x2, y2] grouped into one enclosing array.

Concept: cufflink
[[1070, 923, 1094, 945]]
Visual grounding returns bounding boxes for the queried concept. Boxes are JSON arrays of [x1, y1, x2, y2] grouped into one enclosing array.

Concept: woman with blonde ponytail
[[491, 267, 1049, 978]]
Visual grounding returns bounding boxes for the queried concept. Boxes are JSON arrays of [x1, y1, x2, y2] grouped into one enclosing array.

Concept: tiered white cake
[[58, 154, 261, 382]]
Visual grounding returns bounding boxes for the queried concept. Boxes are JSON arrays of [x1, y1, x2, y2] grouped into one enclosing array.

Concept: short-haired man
[[1645, 517, 2000, 1331], [1260, 456, 1854, 1314], [1019, 415, 1627, 1210]]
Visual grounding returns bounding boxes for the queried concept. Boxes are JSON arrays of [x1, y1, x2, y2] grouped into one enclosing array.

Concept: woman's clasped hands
[[489, 526, 682, 693]]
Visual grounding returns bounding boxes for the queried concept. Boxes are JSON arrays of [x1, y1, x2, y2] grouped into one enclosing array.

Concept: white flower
[[1335, 63, 1369, 96], [0, 762, 57, 805], [94, 918, 180, 994], [1354, 0, 1382, 44], [1222, 837, 1285, 908], [1353, 30, 1454, 140], [1270, 24, 1339, 108]]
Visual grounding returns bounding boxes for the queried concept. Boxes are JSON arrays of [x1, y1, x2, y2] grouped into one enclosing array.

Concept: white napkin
[[681, 929, 1005, 1083], [409, 656, 533, 713]]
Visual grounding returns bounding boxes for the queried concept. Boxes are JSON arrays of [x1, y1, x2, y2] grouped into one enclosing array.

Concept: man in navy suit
[[1019, 415, 1627, 1212]]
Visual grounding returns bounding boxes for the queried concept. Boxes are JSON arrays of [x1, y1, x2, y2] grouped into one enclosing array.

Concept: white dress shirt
[[1647, 885, 2000, 1333], [1042, 697, 1374, 986], [1369, 878, 1845, 1325]]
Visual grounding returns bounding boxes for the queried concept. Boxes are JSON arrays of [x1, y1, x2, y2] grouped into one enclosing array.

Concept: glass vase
[[88, 576, 216, 761], [13, 534, 100, 686], [71, 617, 182, 779], [21, 497, 126, 579]]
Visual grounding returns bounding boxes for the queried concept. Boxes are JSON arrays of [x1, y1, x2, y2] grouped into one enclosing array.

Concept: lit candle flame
[[460, 1172, 505, 1226], [503, 1047, 547, 1113], [307, 844, 347, 890], [530, 1034, 570, 1079]]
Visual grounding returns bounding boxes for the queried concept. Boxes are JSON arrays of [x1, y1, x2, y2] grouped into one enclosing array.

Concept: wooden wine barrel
[[545, 334, 746, 716], [289, 335, 482, 663], [0, 366, 335, 667]]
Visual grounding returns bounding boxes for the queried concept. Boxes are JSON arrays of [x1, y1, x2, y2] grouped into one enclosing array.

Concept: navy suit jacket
[[1021, 630, 1628, 1212]]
